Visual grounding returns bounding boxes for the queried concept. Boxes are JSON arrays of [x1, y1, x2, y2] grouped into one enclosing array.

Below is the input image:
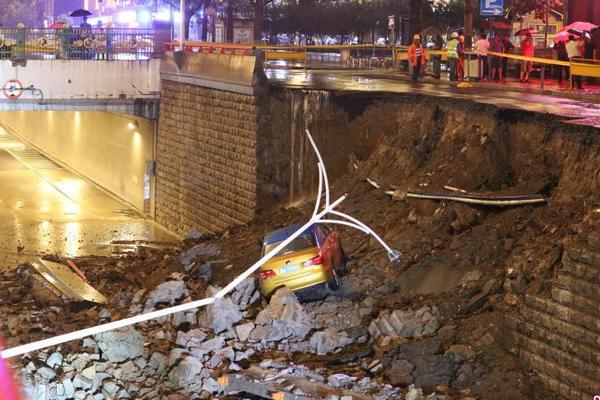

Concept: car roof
[[263, 223, 315, 245]]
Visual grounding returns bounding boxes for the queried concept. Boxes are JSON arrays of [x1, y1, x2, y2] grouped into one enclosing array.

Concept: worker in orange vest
[[408, 34, 427, 82]]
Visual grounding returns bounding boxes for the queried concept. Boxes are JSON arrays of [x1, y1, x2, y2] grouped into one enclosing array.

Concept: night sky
[[54, 0, 85, 17]]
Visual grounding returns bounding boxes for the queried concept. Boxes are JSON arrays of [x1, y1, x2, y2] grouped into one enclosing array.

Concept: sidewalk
[[367, 70, 600, 103]]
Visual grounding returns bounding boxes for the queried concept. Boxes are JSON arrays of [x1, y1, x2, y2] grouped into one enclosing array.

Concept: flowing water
[[287, 90, 334, 206]]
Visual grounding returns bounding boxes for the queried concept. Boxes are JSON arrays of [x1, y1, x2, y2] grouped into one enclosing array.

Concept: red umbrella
[[554, 30, 581, 43], [50, 22, 65, 28], [560, 21, 599, 33], [515, 28, 539, 36]]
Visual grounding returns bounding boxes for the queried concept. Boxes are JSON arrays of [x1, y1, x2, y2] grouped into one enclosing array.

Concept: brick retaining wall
[[156, 80, 260, 235]]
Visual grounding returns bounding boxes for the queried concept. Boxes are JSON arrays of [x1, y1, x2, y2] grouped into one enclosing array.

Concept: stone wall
[[507, 237, 600, 399], [156, 80, 259, 235]]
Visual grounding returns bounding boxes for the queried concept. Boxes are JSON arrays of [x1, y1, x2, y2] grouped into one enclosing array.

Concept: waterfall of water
[[287, 90, 333, 206]]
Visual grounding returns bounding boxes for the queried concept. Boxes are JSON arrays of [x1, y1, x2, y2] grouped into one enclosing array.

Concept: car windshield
[[263, 234, 315, 256]]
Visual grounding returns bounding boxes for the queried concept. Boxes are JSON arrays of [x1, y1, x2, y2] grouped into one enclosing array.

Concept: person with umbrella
[[566, 35, 584, 89], [553, 35, 569, 86], [519, 33, 535, 83]]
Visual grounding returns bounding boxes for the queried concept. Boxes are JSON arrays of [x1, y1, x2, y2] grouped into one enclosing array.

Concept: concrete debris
[[144, 280, 188, 309], [205, 294, 244, 334], [309, 328, 354, 355], [369, 305, 443, 339], [179, 242, 221, 268], [94, 327, 144, 363], [185, 228, 205, 241], [251, 287, 313, 343]]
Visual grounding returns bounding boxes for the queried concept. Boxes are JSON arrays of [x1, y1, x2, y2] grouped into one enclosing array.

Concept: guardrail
[[0, 28, 158, 60], [164, 41, 403, 69], [165, 41, 600, 85]]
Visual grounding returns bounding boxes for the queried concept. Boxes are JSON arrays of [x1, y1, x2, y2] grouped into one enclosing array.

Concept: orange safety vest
[[408, 44, 426, 67]]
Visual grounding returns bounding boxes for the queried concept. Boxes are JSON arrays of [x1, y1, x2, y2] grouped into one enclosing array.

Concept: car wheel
[[328, 269, 341, 291]]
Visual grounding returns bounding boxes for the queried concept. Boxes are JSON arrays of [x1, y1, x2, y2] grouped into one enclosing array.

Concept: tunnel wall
[[0, 59, 160, 101], [0, 111, 154, 211]]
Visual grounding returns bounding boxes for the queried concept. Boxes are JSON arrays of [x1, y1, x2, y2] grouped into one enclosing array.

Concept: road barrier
[[165, 41, 402, 69], [165, 41, 600, 87]]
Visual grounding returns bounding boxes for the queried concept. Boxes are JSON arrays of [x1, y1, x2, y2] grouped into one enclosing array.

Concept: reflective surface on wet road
[[266, 69, 600, 127], [0, 127, 177, 269]]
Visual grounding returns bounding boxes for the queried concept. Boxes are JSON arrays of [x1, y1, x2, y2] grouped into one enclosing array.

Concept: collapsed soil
[[3, 94, 600, 399]]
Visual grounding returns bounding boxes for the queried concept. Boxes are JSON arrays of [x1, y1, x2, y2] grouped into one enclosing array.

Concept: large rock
[[94, 327, 144, 363], [205, 296, 244, 334], [369, 305, 442, 339], [385, 359, 414, 387], [168, 356, 208, 388], [145, 281, 188, 309], [250, 287, 313, 343], [231, 277, 259, 310], [309, 328, 354, 355]]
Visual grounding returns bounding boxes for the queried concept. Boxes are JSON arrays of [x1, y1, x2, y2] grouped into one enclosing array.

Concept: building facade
[[568, 0, 600, 25]]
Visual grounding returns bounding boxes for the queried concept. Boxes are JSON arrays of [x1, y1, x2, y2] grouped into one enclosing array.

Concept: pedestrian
[[474, 33, 490, 79], [502, 34, 514, 78], [566, 35, 584, 89], [519, 34, 534, 83], [431, 34, 443, 79], [80, 16, 92, 30], [490, 34, 505, 81], [553, 39, 569, 86], [447, 32, 462, 81], [408, 34, 426, 82], [458, 33, 465, 80]]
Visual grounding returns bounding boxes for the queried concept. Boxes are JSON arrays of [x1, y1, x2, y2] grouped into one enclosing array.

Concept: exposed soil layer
[[3, 93, 600, 399]]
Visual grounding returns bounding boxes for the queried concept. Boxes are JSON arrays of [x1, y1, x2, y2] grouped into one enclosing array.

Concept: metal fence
[[0, 28, 158, 61]]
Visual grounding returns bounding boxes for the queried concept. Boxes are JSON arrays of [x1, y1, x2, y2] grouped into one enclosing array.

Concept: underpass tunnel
[[0, 110, 176, 267]]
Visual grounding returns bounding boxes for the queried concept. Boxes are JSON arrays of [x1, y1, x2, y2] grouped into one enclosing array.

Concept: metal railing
[[164, 41, 403, 69], [0, 28, 159, 61]]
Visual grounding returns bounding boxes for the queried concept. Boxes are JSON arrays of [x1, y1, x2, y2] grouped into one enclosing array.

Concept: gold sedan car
[[258, 223, 346, 297]]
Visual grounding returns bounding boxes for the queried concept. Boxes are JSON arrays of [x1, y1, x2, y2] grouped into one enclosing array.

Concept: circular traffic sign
[[3, 79, 23, 100]]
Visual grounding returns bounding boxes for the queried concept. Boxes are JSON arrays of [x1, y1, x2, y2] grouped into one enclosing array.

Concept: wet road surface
[[0, 127, 177, 269], [266, 69, 600, 127]]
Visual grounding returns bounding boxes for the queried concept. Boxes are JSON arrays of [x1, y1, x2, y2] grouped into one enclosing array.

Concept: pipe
[[405, 191, 548, 206]]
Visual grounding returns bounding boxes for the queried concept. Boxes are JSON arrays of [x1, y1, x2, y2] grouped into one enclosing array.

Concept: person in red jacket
[[408, 34, 427, 82]]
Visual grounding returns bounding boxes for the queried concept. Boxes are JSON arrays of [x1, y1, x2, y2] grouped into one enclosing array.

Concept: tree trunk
[[201, 3, 208, 41], [464, 0, 473, 48], [254, 0, 264, 43], [409, 0, 423, 35], [226, 3, 234, 42]]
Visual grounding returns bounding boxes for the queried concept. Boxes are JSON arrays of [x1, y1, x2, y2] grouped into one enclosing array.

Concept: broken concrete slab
[[21, 259, 107, 304]]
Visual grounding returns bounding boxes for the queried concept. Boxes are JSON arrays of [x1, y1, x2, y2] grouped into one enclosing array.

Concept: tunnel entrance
[[0, 111, 176, 266]]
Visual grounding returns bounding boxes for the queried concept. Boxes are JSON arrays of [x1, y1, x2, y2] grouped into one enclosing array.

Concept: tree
[[508, 0, 563, 20], [0, 0, 43, 27]]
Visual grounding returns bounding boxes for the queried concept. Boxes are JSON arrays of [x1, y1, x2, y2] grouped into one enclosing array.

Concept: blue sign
[[480, 0, 504, 16]]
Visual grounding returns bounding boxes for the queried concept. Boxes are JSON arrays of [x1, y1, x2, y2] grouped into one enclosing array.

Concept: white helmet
[[451, 32, 459, 38]]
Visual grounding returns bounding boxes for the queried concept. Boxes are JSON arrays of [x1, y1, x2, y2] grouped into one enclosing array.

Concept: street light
[[180, 0, 185, 49]]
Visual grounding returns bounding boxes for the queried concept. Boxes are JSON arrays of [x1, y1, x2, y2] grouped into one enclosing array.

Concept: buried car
[[258, 223, 346, 297]]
